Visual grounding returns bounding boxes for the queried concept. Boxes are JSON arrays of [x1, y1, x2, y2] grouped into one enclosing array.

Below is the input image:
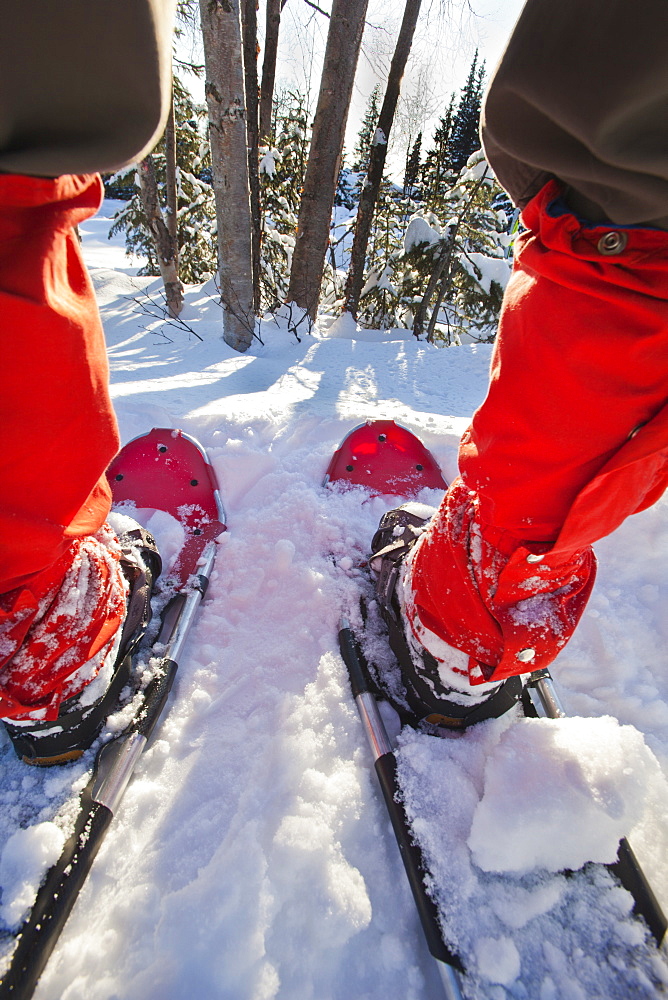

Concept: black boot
[[370, 504, 523, 731]]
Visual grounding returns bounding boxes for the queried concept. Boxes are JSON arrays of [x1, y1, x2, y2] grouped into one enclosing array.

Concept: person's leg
[[0, 3, 175, 760], [407, 183, 668, 689], [0, 174, 125, 719], [373, 0, 668, 726], [0, 177, 162, 765]]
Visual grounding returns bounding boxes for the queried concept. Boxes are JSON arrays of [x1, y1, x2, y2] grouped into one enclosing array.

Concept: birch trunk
[[137, 154, 183, 318], [199, 0, 255, 353], [287, 0, 369, 323], [343, 0, 422, 318]]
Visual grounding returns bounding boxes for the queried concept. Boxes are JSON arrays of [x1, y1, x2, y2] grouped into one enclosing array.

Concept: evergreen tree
[[421, 95, 456, 208], [258, 92, 311, 309], [403, 131, 422, 198], [409, 149, 510, 342], [109, 75, 216, 284], [352, 85, 381, 173], [449, 52, 486, 173], [353, 148, 510, 340], [356, 179, 406, 329], [350, 57, 510, 342], [334, 148, 357, 210]]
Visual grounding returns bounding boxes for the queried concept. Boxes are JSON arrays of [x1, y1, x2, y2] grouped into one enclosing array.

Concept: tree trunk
[[164, 89, 179, 261], [137, 155, 184, 318], [412, 236, 454, 340], [199, 0, 255, 353], [343, 0, 422, 317], [287, 0, 369, 323], [241, 0, 262, 313], [259, 0, 282, 142]]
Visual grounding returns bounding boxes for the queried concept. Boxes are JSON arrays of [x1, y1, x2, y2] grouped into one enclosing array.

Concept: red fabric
[[0, 173, 122, 717], [0, 173, 119, 593], [409, 180, 668, 684], [0, 527, 126, 719], [407, 480, 597, 682]]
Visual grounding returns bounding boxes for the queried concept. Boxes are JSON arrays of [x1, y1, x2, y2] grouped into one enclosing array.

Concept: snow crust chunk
[[467, 716, 663, 873], [0, 822, 65, 928]]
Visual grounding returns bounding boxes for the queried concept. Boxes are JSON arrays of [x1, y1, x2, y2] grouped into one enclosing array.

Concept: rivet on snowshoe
[[416, 464, 423, 471], [346, 465, 354, 472], [158, 445, 168, 453], [115, 474, 124, 481], [190, 479, 199, 486], [378, 434, 386, 442]]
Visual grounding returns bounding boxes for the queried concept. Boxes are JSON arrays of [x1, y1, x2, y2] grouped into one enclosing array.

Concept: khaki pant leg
[[0, 0, 175, 176], [482, 0, 668, 228]]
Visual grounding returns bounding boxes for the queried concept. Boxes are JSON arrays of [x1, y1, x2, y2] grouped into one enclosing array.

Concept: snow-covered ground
[[3, 202, 668, 999]]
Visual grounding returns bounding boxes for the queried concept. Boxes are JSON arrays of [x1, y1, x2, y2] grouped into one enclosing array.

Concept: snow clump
[[468, 715, 664, 873]]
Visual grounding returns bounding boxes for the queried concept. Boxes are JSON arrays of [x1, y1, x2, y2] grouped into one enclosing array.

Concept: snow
[[1, 200, 668, 999], [0, 823, 65, 928], [404, 215, 442, 253], [259, 149, 279, 177], [459, 251, 511, 293], [466, 716, 665, 873]]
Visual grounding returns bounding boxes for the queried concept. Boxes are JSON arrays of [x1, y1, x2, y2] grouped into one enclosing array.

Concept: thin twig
[[302, 0, 330, 16], [128, 291, 204, 341]]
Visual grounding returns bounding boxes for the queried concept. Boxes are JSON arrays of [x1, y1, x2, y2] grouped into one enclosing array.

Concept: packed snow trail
[[1, 203, 665, 999]]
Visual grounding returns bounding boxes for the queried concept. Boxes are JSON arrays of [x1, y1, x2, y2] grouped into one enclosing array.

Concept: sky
[[178, 0, 527, 174], [275, 0, 527, 170]]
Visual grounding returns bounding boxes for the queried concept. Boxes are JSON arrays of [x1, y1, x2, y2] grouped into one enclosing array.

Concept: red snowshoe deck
[[106, 428, 226, 587], [324, 419, 447, 496]]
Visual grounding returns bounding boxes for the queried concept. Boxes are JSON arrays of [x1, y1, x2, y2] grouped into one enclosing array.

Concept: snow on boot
[[2, 517, 161, 765], [370, 504, 523, 731]]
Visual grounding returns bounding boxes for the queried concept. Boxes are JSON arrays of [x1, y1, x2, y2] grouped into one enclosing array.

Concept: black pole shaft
[[528, 671, 667, 946], [0, 790, 112, 1000], [338, 623, 464, 974], [611, 837, 667, 945], [372, 750, 463, 970], [0, 581, 206, 999]]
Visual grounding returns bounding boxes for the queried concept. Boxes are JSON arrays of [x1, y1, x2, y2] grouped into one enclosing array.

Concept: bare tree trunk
[[241, 0, 262, 313], [164, 89, 179, 263], [426, 264, 455, 343], [343, 0, 422, 318], [199, 0, 255, 353], [137, 154, 184, 318], [259, 0, 283, 142], [287, 0, 369, 323]]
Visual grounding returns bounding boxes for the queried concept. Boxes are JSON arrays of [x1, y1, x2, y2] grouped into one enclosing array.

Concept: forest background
[[105, 0, 524, 353]]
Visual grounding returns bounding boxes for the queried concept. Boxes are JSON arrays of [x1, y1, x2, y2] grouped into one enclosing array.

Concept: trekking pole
[[0, 544, 216, 1000], [339, 619, 465, 1000]]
